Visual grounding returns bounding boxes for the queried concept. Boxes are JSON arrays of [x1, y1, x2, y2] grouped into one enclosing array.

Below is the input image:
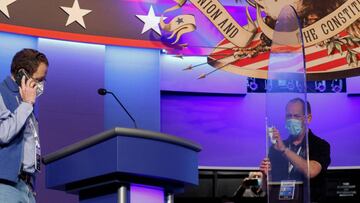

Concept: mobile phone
[[15, 69, 30, 87], [244, 178, 259, 187]]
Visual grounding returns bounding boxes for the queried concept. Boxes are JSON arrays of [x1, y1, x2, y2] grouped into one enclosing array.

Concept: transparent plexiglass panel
[[265, 5, 310, 203]]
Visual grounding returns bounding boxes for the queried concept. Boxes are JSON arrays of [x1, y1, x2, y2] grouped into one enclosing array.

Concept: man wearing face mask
[[260, 98, 331, 203], [0, 48, 48, 203]]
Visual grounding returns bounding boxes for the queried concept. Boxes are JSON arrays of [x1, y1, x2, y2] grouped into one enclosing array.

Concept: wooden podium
[[43, 128, 201, 203]]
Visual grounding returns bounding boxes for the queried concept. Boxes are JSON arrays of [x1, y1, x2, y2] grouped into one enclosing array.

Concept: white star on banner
[[0, 0, 16, 18], [136, 5, 166, 36], [60, 0, 92, 29]]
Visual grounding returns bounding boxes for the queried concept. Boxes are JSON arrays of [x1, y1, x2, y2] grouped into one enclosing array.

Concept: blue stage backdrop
[[105, 46, 160, 131]]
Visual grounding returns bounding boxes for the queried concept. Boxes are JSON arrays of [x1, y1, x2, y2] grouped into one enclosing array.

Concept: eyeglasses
[[286, 114, 304, 119], [32, 77, 46, 83]]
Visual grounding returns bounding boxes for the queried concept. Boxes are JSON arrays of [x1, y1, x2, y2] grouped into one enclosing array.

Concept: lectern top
[[43, 127, 202, 164]]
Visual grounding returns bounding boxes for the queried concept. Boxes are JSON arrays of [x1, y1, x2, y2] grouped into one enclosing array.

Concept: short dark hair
[[11, 48, 49, 76], [287, 97, 311, 115]]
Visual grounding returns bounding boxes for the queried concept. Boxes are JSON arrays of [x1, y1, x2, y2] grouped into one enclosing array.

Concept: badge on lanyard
[[35, 140, 41, 172], [279, 180, 296, 200], [29, 117, 41, 172]]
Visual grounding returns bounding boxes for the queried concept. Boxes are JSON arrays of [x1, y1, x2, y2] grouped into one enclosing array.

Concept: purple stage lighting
[[130, 184, 165, 203]]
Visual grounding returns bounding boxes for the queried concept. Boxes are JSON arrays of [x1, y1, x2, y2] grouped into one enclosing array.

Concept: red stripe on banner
[[271, 45, 302, 53], [209, 49, 235, 59], [306, 57, 348, 72], [210, 51, 233, 60], [217, 29, 262, 46], [212, 39, 261, 59], [259, 66, 268, 70], [0, 23, 169, 49], [307, 52, 360, 72], [305, 44, 359, 62], [231, 52, 270, 67], [338, 31, 348, 37], [219, 39, 230, 46], [305, 49, 329, 61], [218, 39, 261, 49]]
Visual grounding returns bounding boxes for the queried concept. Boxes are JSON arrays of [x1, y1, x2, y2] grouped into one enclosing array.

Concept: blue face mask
[[286, 119, 302, 137]]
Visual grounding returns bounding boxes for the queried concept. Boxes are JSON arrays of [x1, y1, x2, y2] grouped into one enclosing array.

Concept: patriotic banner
[[162, 0, 360, 80], [1, 0, 360, 80]]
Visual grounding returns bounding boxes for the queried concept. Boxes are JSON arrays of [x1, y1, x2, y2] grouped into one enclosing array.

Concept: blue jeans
[[0, 179, 35, 203]]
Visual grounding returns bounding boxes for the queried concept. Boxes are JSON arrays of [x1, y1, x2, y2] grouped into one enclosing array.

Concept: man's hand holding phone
[[242, 178, 259, 187], [19, 76, 36, 105]]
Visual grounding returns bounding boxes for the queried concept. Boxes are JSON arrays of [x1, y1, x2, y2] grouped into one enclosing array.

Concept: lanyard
[[288, 146, 302, 174], [28, 117, 39, 140], [28, 114, 41, 172]]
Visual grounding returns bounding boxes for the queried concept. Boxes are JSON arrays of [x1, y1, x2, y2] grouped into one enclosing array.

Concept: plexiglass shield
[[265, 5, 310, 203]]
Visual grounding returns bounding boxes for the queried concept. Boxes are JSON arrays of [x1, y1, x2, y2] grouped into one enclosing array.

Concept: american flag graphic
[[209, 30, 360, 81]]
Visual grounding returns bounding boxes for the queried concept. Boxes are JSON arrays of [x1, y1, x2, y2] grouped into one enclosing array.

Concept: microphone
[[97, 88, 138, 128], [98, 88, 107, 96]]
